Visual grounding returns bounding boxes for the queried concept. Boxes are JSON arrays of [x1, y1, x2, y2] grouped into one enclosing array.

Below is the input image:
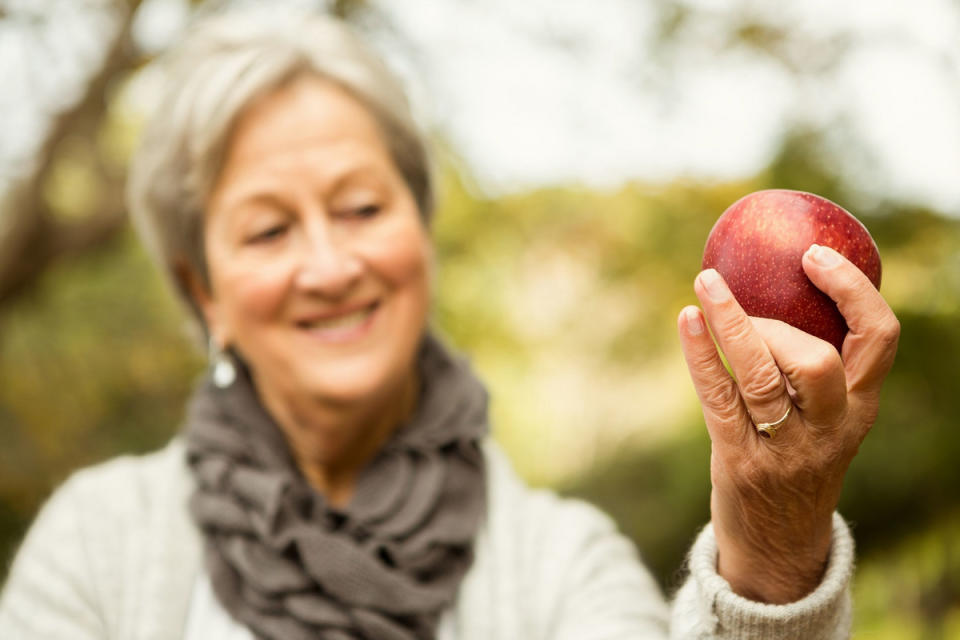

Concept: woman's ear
[[176, 261, 226, 345]]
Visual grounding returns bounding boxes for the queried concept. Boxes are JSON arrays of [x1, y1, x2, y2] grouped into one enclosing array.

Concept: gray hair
[[127, 8, 433, 335]]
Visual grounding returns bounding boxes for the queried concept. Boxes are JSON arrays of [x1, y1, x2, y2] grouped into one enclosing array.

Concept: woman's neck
[[254, 372, 419, 507]]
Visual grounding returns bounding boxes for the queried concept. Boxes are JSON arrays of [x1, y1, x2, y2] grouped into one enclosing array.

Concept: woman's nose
[[294, 226, 364, 297]]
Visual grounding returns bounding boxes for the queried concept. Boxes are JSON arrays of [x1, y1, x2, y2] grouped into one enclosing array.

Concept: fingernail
[[699, 269, 729, 302], [808, 244, 841, 268], [685, 307, 704, 335]]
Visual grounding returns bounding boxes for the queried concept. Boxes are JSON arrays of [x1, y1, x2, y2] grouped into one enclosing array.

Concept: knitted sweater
[[0, 438, 854, 639]]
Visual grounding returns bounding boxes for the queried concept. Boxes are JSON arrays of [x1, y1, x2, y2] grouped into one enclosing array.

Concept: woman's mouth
[[297, 302, 379, 342]]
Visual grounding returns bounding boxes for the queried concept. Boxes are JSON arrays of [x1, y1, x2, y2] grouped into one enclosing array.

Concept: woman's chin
[[294, 363, 407, 407]]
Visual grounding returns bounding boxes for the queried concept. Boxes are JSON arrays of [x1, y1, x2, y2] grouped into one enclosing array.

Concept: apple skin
[[702, 189, 882, 353]]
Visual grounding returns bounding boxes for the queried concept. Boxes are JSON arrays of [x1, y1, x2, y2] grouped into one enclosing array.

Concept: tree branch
[[0, 0, 142, 308]]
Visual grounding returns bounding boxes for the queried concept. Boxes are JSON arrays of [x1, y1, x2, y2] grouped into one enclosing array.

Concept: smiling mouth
[[297, 301, 380, 339]]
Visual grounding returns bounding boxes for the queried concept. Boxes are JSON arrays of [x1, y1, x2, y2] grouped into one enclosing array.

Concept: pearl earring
[[208, 338, 237, 388]]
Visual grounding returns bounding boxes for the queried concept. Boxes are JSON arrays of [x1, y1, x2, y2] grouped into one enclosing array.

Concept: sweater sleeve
[[0, 475, 105, 639], [669, 512, 854, 639]]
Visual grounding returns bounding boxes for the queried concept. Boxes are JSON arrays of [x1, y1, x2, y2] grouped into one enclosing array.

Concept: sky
[[3, 0, 960, 216], [373, 0, 960, 213]]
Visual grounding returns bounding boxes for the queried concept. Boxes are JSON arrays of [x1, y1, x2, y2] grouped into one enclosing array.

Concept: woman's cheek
[[222, 259, 294, 323], [372, 222, 432, 290]]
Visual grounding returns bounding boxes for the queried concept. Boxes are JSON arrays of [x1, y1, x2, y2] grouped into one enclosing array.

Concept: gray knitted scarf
[[184, 333, 488, 640]]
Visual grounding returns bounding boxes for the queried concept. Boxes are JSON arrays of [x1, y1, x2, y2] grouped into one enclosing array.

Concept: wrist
[[709, 479, 838, 603], [717, 541, 829, 603], [713, 517, 833, 604]]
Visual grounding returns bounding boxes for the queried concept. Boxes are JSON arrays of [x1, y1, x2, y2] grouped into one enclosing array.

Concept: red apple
[[701, 189, 881, 353]]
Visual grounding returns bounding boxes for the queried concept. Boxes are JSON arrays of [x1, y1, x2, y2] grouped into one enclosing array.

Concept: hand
[[676, 243, 900, 604]]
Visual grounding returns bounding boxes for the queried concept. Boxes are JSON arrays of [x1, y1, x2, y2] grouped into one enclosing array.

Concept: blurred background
[[1, 0, 958, 636]]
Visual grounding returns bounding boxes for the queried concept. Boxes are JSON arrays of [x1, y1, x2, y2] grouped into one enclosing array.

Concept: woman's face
[[199, 75, 431, 408]]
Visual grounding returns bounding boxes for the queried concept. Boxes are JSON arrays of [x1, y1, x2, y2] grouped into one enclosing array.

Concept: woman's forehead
[[229, 77, 387, 160], [210, 77, 397, 204]]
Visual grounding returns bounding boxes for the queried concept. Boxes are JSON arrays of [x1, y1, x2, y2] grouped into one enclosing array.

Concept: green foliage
[[854, 510, 960, 639]]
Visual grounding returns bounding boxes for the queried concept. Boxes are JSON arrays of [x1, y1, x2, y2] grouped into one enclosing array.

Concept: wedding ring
[[754, 405, 791, 439]]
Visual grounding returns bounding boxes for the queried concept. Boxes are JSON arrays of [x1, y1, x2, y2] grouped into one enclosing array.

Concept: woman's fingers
[[801, 244, 900, 396], [749, 317, 847, 428], [694, 270, 794, 435], [677, 305, 750, 447]]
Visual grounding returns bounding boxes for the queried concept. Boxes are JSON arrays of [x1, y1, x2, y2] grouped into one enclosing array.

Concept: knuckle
[[689, 345, 722, 374], [877, 316, 901, 348], [702, 379, 741, 418], [738, 364, 785, 405], [719, 311, 755, 346], [685, 346, 743, 420], [794, 343, 841, 380]]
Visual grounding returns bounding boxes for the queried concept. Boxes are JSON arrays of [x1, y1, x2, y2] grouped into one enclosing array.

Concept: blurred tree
[[0, 0, 140, 306]]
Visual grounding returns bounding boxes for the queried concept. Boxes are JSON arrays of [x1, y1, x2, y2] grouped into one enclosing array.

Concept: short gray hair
[[127, 8, 433, 335]]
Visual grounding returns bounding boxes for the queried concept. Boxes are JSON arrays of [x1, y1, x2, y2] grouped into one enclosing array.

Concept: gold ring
[[754, 405, 791, 439]]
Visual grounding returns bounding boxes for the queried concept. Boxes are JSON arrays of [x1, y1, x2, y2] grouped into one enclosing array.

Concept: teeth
[[302, 307, 372, 331]]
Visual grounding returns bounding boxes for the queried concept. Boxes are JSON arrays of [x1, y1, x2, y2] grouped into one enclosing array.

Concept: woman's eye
[[249, 224, 288, 243], [346, 204, 381, 219]]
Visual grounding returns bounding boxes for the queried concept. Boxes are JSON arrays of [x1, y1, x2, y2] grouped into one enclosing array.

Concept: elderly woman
[[0, 9, 899, 640]]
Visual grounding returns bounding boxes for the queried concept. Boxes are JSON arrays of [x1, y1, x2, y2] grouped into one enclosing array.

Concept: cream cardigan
[[0, 438, 854, 639]]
